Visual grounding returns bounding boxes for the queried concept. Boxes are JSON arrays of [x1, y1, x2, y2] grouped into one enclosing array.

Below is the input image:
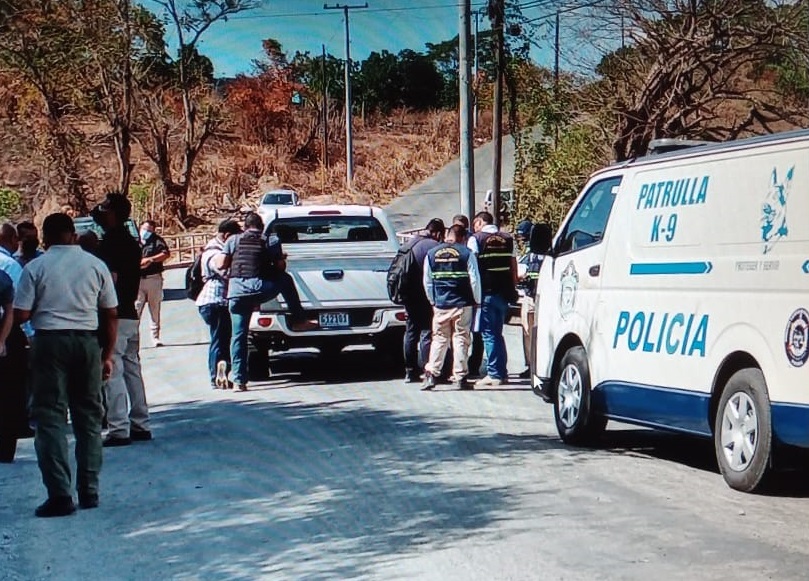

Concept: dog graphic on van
[[761, 166, 793, 254]]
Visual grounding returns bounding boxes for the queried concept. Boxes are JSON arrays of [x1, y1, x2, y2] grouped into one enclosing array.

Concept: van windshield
[[267, 216, 388, 243]]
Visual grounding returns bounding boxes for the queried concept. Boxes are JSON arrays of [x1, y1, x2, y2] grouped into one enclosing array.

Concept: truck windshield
[[267, 216, 388, 243], [262, 193, 295, 205]]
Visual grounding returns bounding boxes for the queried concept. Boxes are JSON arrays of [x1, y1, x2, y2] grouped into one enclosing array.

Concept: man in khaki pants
[[421, 224, 481, 391], [137, 220, 170, 347]]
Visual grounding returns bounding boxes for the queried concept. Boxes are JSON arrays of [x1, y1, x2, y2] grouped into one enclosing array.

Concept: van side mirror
[[529, 223, 553, 255]]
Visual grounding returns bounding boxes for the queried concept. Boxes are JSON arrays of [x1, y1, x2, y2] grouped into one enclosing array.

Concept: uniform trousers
[[104, 318, 150, 438], [425, 306, 473, 382], [136, 274, 163, 342]]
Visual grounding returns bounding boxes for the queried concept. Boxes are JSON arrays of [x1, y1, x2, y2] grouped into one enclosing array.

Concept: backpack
[[185, 254, 205, 300], [386, 238, 419, 305]]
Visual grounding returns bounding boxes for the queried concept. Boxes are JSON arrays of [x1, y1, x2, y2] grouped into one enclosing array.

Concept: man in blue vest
[[468, 211, 518, 386], [215, 212, 316, 391], [422, 224, 481, 390]]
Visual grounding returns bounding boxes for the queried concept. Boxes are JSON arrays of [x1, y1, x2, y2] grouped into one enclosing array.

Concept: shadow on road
[[118, 398, 568, 580]]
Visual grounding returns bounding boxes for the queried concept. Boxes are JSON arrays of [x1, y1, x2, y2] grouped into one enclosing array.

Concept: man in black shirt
[[93, 193, 152, 447], [137, 220, 170, 347]]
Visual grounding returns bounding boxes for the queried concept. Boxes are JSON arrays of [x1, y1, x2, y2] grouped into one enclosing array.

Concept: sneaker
[[518, 368, 531, 379], [236, 383, 248, 392], [404, 370, 419, 384], [215, 361, 228, 389], [154, 339, 163, 347], [130, 429, 153, 442], [455, 377, 473, 390], [78, 493, 99, 510], [102, 435, 131, 447], [475, 375, 505, 387], [35, 496, 76, 518], [289, 319, 319, 332], [421, 373, 437, 391]]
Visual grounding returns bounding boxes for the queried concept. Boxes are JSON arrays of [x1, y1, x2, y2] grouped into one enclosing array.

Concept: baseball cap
[[516, 220, 533, 239]]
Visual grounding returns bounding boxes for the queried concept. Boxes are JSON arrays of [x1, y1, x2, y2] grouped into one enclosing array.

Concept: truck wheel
[[714, 368, 772, 492], [247, 340, 270, 381], [554, 346, 606, 445]]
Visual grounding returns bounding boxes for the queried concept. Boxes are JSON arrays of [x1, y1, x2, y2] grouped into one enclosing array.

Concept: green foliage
[[0, 187, 22, 220], [129, 181, 153, 221], [514, 125, 609, 231]]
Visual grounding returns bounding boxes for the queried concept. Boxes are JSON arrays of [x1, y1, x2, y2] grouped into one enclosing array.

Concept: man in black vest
[[422, 224, 481, 391], [468, 211, 518, 386], [216, 212, 315, 391], [401, 218, 445, 383], [515, 219, 543, 379]]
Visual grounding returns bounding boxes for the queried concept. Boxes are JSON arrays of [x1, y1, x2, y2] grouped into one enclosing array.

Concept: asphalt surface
[[3, 148, 809, 580]]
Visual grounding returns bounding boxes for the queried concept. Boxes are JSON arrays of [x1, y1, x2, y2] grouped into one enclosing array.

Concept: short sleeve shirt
[[97, 226, 141, 320], [14, 245, 118, 331], [0, 270, 12, 315], [141, 233, 170, 276]]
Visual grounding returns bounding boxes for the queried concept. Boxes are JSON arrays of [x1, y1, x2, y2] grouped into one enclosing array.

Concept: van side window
[[556, 176, 621, 254]]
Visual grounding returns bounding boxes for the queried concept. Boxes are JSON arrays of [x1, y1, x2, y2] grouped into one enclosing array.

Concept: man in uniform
[[515, 220, 543, 379], [14, 221, 44, 267], [14, 213, 118, 517], [0, 268, 30, 463], [137, 219, 170, 347], [94, 193, 152, 447], [422, 224, 481, 391], [400, 218, 445, 383], [215, 212, 316, 391], [468, 211, 518, 387]]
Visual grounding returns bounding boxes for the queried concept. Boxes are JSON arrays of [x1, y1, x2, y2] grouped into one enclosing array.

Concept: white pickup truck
[[247, 204, 406, 378]]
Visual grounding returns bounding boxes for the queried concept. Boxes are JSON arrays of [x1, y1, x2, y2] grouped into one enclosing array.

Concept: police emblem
[[559, 261, 579, 320], [785, 308, 809, 367]]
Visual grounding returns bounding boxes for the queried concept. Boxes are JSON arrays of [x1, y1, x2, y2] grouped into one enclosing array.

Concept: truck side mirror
[[529, 223, 553, 255]]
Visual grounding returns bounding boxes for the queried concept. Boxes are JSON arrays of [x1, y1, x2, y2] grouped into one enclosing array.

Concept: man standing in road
[[0, 268, 30, 463], [0, 223, 22, 285], [94, 193, 152, 447], [422, 224, 481, 391], [14, 213, 118, 517], [137, 219, 170, 347], [197, 219, 242, 389], [14, 221, 44, 267], [468, 211, 518, 387], [216, 212, 316, 391], [400, 218, 445, 384], [515, 220, 542, 379]]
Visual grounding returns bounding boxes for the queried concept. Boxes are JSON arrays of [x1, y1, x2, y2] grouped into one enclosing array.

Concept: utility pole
[[473, 8, 480, 130], [554, 9, 560, 148], [489, 0, 504, 227], [324, 2, 367, 192], [321, 44, 329, 169], [459, 0, 475, 220]]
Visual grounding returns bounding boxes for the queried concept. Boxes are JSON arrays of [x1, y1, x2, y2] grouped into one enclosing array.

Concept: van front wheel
[[714, 368, 772, 492], [554, 347, 606, 445]]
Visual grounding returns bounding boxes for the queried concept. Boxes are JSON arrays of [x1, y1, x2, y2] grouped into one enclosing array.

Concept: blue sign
[[613, 311, 709, 357]]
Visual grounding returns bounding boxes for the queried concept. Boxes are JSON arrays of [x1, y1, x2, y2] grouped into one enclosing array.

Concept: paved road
[[3, 157, 809, 579]]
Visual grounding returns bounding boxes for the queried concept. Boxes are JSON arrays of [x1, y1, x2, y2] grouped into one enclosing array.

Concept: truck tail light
[[395, 311, 407, 321], [257, 317, 273, 328]]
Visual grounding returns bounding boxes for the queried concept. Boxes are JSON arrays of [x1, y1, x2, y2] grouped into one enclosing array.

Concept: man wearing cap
[[94, 193, 152, 447], [137, 220, 171, 347], [515, 219, 543, 379], [197, 219, 242, 389], [400, 218, 445, 384], [14, 213, 118, 517]]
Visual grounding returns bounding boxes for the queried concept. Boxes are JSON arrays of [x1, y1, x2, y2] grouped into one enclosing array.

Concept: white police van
[[528, 130, 809, 492]]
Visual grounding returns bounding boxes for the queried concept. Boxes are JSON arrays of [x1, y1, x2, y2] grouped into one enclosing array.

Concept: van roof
[[600, 128, 809, 176]]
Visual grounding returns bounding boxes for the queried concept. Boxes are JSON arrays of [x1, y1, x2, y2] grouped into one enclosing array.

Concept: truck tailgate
[[259, 251, 395, 312]]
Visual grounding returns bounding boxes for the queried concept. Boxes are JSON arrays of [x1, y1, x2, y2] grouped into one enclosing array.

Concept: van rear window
[[267, 216, 388, 243]]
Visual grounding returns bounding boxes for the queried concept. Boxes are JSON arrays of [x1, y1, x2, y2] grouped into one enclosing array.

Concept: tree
[[134, 0, 261, 222], [590, 0, 808, 160]]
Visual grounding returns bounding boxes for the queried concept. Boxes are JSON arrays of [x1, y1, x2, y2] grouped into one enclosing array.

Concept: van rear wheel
[[554, 347, 606, 445], [714, 368, 772, 492]]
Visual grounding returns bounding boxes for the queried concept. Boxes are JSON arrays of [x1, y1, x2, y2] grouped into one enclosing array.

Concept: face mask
[[140, 229, 152, 241]]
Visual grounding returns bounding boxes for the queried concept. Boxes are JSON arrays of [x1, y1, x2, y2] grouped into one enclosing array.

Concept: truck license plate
[[318, 312, 350, 328]]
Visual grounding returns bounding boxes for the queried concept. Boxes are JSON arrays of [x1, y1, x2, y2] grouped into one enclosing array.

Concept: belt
[[141, 273, 162, 279], [35, 330, 97, 337]]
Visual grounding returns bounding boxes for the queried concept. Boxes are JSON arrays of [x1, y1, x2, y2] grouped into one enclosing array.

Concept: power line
[[230, 2, 487, 20]]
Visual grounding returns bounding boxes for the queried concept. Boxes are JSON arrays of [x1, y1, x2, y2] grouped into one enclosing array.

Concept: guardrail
[[162, 232, 212, 269]]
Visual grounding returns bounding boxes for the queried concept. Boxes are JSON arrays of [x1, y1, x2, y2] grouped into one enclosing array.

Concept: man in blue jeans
[[468, 211, 518, 386], [215, 213, 316, 391]]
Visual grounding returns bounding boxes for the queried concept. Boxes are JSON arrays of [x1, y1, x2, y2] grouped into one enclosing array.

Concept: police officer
[[468, 211, 518, 387], [422, 224, 481, 391], [515, 220, 543, 379]]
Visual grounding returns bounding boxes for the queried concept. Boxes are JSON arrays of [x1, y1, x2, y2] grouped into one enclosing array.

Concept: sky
[[151, 1, 569, 78]]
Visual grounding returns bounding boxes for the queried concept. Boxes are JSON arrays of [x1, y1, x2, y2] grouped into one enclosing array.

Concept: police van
[[528, 130, 809, 492]]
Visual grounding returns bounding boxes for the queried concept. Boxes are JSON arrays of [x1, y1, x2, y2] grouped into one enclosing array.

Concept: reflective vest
[[523, 252, 543, 298], [427, 243, 475, 308], [473, 230, 516, 299]]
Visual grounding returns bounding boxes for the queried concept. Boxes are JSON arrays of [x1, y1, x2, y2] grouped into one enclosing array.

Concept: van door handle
[[323, 270, 344, 281], [589, 265, 601, 277]]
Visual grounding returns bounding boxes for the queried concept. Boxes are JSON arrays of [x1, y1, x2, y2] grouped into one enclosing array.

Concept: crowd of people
[[399, 211, 541, 392], [0, 193, 173, 517]]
